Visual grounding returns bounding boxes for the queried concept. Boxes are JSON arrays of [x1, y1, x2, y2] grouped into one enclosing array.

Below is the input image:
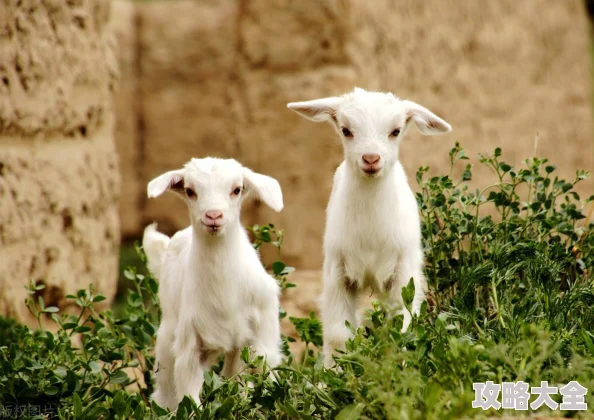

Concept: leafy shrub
[[0, 145, 593, 419]]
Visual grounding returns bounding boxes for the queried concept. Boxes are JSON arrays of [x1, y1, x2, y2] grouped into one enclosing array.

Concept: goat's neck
[[190, 222, 243, 258]]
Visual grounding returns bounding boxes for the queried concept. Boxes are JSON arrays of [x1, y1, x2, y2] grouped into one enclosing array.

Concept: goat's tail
[[142, 222, 170, 281]]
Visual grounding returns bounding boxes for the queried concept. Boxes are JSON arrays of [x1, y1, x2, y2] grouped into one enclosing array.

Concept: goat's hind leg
[[222, 349, 244, 378], [151, 321, 177, 411]]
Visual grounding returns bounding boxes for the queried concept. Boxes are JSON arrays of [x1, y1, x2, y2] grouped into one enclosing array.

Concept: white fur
[[287, 88, 452, 367], [143, 157, 284, 410]]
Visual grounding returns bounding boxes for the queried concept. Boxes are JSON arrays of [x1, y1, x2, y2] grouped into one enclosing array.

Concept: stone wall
[[0, 0, 120, 323], [113, 0, 594, 269]]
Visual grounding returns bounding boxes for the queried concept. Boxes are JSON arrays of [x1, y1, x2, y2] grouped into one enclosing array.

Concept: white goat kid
[[287, 88, 452, 367], [142, 157, 284, 410]]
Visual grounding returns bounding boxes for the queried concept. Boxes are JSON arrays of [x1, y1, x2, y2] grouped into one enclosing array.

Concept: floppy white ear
[[402, 100, 452, 135], [242, 168, 283, 212], [286, 96, 343, 122], [147, 169, 185, 198]]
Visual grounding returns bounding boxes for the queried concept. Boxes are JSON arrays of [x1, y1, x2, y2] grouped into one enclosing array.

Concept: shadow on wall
[[111, 0, 594, 271], [586, 0, 594, 25]]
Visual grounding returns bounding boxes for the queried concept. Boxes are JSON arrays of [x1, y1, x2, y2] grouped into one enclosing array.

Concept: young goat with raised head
[[287, 88, 452, 367], [142, 157, 284, 410]]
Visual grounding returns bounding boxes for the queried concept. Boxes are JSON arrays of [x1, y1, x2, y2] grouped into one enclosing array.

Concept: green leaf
[[152, 401, 168, 416], [45, 385, 59, 396], [178, 395, 201, 417], [85, 405, 110, 420], [75, 325, 91, 333], [401, 278, 415, 309], [583, 331, 594, 357], [335, 403, 365, 420], [259, 230, 272, 243], [93, 295, 107, 303], [214, 397, 235, 418], [89, 360, 102, 374], [277, 401, 299, 416], [73, 392, 82, 419], [54, 366, 68, 378], [272, 261, 286, 275], [148, 277, 159, 294], [175, 404, 187, 420], [133, 401, 146, 420], [499, 163, 512, 173], [43, 306, 59, 313], [241, 346, 251, 363], [112, 391, 127, 416], [109, 370, 130, 385]]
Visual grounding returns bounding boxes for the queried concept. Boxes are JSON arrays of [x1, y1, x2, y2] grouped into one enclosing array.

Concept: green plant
[[0, 246, 159, 419], [0, 145, 592, 419], [417, 143, 594, 351]]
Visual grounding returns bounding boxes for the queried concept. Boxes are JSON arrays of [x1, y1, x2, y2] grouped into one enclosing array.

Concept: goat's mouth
[[200, 222, 224, 235], [360, 166, 382, 177]]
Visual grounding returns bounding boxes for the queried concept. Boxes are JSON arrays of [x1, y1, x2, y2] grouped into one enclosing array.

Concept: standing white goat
[[287, 88, 452, 367], [142, 157, 284, 410]]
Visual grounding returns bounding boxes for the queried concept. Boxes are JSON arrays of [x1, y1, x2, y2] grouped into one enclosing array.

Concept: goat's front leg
[[388, 251, 426, 332], [252, 302, 282, 370], [321, 258, 359, 368], [173, 324, 206, 407]]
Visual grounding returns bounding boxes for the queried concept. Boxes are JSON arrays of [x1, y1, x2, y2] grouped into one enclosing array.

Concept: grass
[[0, 144, 593, 419]]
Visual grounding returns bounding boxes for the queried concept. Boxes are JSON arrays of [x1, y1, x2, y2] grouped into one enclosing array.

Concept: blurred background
[[1, 0, 593, 329]]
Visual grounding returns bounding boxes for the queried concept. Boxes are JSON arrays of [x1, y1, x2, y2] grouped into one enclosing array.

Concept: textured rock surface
[[118, 0, 592, 270], [348, 0, 594, 202], [109, 0, 140, 236], [0, 0, 120, 323], [137, 0, 261, 232]]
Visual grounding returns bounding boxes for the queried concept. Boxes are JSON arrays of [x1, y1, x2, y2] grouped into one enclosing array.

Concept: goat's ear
[[147, 169, 185, 198], [286, 97, 343, 122], [402, 100, 452, 135], [242, 168, 283, 212]]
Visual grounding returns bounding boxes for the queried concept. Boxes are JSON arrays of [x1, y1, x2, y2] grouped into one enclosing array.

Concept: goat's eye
[[232, 186, 242, 196], [185, 188, 196, 198], [341, 127, 353, 138], [390, 128, 401, 137]]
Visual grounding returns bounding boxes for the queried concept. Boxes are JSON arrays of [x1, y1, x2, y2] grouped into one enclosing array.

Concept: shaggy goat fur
[[287, 88, 452, 367], [143, 157, 284, 409]]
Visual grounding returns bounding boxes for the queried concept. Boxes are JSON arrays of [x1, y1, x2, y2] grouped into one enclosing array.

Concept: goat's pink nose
[[362, 154, 381, 165], [205, 210, 223, 221]]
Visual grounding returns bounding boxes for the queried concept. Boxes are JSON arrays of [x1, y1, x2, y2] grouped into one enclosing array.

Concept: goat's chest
[[180, 267, 259, 352], [341, 222, 401, 287], [192, 294, 258, 352], [327, 186, 418, 287]]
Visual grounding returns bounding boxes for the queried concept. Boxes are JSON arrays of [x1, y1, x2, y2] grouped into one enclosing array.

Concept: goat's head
[[147, 158, 283, 236], [287, 87, 452, 178]]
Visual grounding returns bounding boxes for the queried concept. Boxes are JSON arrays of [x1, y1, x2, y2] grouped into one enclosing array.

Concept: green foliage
[[1, 145, 593, 419], [0, 266, 158, 419], [417, 143, 594, 351]]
